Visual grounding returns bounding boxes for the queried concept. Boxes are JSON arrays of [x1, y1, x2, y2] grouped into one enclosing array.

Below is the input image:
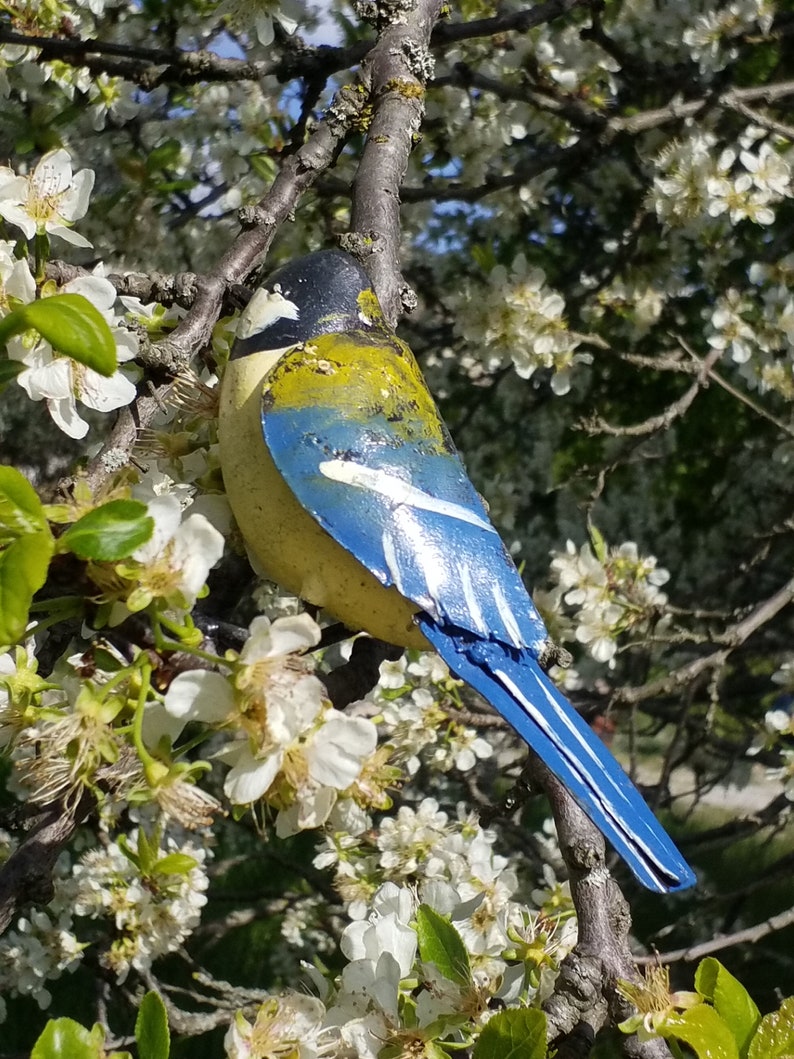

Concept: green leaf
[[135, 991, 170, 1059], [147, 138, 183, 172], [24, 294, 117, 376], [747, 996, 794, 1058], [153, 852, 199, 875], [137, 826, 157, 874], [92, 645, 126, 672], [250, 153, 277, 183], [416, 904, 472, 988], [60, 499, 153, 560], [31, 1018, 105, 1059], [695, 958, 760, 1057], [0, 295, 117, 376], [0, 305, 26, 347], [0, 357, 24, 391], [0, 465, 48, 538], [473, 1008, 547, 1059], [588, 521, 608, 563], [116, 833, 141, 869], [424, 1043, 452, 1059], [0, 532, 54, 644], [662, 1006, 741, 1059]]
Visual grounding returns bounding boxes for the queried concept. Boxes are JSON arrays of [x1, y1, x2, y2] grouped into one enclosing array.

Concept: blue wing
[[262, 331, 695, 892], [261, 331, 549, 653]]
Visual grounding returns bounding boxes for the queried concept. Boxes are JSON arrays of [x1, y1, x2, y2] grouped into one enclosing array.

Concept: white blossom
[[707, 289, 757, 364], [741, 142, 792, 199], [683, 0, 776, 73], [547, 538, 670, 666], [225, 993, 332, 1059], [0, 149, 94, 247], [164, 614, 378, 827], [652, 132, 789, 230], [0, 239, 35, 308], [215, 0, 303, 47], [339, 883, 417, 1019], [0, 906, 83, 1015], [123, 492, 225, 612]]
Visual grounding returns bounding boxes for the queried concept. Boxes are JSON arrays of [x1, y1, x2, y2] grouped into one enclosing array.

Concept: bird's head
[[232, 249, 386, 359]]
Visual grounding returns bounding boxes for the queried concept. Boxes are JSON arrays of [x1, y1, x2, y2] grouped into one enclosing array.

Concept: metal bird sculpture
[[218, 249, 695, 893]]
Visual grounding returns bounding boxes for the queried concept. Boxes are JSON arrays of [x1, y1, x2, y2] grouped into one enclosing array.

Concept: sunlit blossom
[[0, 149, 94, 247], [451, 253, 589, 393], [225, 993, 332, 1059], [216, 0, 303, 47], [125, 493, 223, 612], [72, 830, 209, 982], [546, 538, 670, 666], [163, 613, 378, 823]]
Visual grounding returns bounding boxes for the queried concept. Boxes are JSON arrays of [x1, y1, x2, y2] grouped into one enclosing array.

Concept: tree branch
[[641, 904, 794, 965], [0, 796, 92, 936], [0, 25, 364, 89], [0, 1, 592, 89], [349, 0, 445, 323], [45, 261, 200, 308], [526, 761, 674, 1057], [581, 347, 724, 438], [613, 574, 794, 707]]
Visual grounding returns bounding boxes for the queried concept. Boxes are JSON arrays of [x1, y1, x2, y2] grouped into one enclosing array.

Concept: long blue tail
[[418, 618, 695, 893]]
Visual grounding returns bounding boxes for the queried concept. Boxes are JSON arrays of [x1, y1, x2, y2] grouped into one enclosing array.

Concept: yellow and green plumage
[[218, 249, 696, 894]]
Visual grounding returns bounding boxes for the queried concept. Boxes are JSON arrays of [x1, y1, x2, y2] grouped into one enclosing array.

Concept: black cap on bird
[[232, 249, 380, 359]]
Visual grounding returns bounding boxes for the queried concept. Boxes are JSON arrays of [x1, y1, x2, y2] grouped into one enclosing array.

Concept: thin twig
[[581, 347, 723, 437], [614, 575, 794, 707], [639, 905, 794, 965]]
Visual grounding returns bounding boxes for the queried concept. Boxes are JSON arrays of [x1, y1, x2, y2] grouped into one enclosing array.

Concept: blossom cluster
[[540, 537, 671, 665], [682, 0, 775, 73], [1, 621, 578, 1044], [376, 651, 493, 775], [650, 130, 791, 231], [449, 253, 591, 395], [72, 829, 210, 980], [227, 864, 576, 1059], [703, 252, 794, 399], [162, 614, 379, 832], [0, 831, 83, 1020], [0, 825, 210, 1013]]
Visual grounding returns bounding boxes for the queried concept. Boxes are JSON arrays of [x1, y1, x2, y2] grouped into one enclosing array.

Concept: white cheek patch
[[318, 459, 497, 533], [237, 289, 300, 339]]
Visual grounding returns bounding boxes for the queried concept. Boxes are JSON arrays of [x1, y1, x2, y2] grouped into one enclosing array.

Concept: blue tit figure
[[218, 249, 695, 893]]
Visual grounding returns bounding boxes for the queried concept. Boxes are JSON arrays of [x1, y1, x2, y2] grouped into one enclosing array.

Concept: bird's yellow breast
[[218, 348, 428, 650]]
